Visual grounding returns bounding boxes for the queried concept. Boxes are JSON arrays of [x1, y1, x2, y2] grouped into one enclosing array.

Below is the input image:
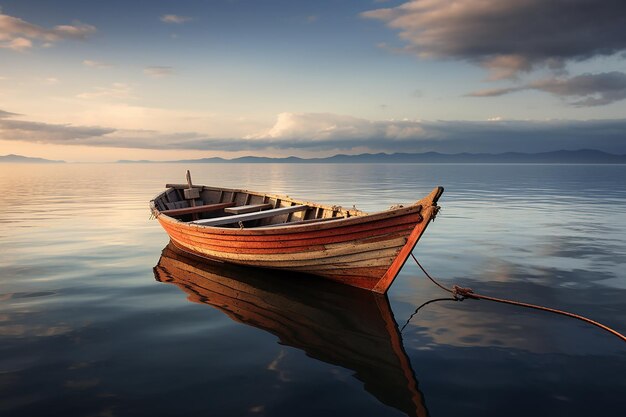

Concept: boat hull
[[153, 186, 442, 293]]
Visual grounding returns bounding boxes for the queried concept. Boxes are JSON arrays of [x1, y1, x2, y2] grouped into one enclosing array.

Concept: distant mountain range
[[3, 150, 626, 164], [0, 154, 65, 163], [118, 149, 626, 164]]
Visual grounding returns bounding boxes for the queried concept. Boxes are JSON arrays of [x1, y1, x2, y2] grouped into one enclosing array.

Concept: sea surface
[[1, 163, 625, 417]]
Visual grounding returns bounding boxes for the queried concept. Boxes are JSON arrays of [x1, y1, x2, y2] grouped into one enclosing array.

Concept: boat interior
[[152, 183, 366, 228]]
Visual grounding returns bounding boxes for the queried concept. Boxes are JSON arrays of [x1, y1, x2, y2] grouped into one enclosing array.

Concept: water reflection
[[154, 242, 429, 417]]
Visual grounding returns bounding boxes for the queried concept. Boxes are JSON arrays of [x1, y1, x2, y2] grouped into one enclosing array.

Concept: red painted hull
[[152, 186, 443, 293]]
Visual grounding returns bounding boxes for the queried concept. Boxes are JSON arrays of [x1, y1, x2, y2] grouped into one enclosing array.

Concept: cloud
[[144, 66, 175, 78], [40, 77, 60, 85], [467, 87, 524, 98], [0, 36, 32, 51], [361, 0, 626, 79], [0, 10, 95, 51], [246, 112, 426, 143], [76, 83, 134, 100], [0, 109, 20, 118], [0, 110, 115, 143], [468, 72, 626, 106], [3, 109, 626, 154], [530, 72, 626, 106], [160, 14, 192, 24], [82, 60, 111, 68]]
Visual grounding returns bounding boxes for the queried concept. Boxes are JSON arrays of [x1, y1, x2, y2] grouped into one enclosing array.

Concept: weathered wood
[[184, 188, 200, 199], [265, 216, 345, 227], [373, 187, 443, 293], [165, 183, 203, 190], [151, 179, 443, 293], [191, 205, 308, 226], [165, 201, 188, 210], [164, 211, 421, 241], [161, 202, 236, 217], [165, 220, 414, 250], [166, 233, 406, 263], [154, 199, 167, 211], [224, 203, 273, 215], [165, 188, 179, 203], [185, 170, 199, 220]]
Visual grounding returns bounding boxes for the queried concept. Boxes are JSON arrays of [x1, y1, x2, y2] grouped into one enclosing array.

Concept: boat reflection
[[154, 242, 429, 417]]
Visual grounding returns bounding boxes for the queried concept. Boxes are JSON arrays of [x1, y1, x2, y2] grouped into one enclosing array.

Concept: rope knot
[[452, 285, 476, 301]]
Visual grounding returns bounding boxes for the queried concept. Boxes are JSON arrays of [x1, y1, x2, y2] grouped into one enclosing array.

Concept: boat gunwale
[[150, 186, 429, 236]]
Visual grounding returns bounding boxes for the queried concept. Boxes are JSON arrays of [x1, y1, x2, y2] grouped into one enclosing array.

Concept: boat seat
[[161, 202, 236, 216], [264, 216, 345, 227], [191, 205, 309, 226], [224, 203, 273, 215]]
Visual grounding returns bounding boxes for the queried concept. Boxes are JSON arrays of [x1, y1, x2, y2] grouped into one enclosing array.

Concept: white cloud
[[82, 59, 111, 68], [160, 14, 192, 24], [2, 109, 626, 154], [247, 112, 426, 142], [76, 83, 135, 100], [0, 10, 95, 51], [144, 66, 175, 78], [41, 77, 59, 85], [0, 36, 32, 51]]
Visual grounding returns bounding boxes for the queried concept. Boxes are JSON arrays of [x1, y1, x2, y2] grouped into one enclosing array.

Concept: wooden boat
[[150, 171, 443, 293], [154, 242, 430, 417]]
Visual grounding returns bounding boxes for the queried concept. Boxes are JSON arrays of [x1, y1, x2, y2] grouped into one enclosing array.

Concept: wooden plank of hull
[[163, 224, 413, 255], [168, 238, 401, 291], [373, 205, 439, 293], [156, 203, 422, 238], [168, 235, 407, 264], [157, 210, 422, 245]]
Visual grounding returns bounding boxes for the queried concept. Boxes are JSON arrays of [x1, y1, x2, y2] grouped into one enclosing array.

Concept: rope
[[400, 297, 457, 333], [409, 253, 626, 343]]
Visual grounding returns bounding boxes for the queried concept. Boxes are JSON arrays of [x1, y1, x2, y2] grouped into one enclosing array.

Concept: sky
[[0, 0, 625, 162]]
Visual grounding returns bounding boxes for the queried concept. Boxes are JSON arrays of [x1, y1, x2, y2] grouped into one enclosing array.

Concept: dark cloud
[[468, 72, 626, 106], [362, 0, 626, 79], [531, 72, 626, 106], [0, 109, 20, 118], [2, 108, 626, 154], [0, 110, 115, 143]]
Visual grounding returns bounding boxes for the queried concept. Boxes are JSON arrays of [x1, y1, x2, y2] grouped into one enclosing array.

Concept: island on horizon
[[117, 149, 626, 164], [0, 154, 66, 164], [3, 149, 626, 164]]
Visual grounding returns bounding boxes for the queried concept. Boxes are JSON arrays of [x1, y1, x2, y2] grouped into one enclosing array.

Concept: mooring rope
[[400, 297, 457, 333], [410, 253, 626, 343]]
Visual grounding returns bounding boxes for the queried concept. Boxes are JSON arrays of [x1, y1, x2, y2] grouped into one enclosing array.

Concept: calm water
[[1, 163, 625, 417]]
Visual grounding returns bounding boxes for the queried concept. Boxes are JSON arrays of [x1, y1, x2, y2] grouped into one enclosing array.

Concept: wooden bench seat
[[263, 216, 345, 227], [224, 203, 273, 215], [161, 202, 236, 217], [191, 205, 308, 227]]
